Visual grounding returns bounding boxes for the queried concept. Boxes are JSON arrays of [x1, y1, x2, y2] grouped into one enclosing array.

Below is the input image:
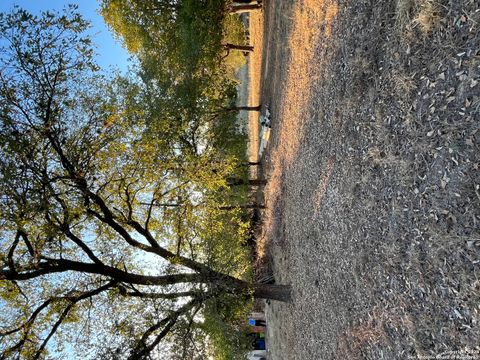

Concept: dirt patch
[[256, 0, 480, 358]]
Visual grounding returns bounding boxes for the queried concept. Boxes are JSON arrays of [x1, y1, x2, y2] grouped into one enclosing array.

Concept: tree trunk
[[252, 284, 292, 302], [233, 0, 261, 4], [218, 204, 265, 210], [227, 178, 267, 186], [241, 161, 261, 166], [223, 43, 254, 53], [150, 202, 264, 210], [227, 105, 261, 112], [229, 4, 263, 14], [228, 278, 291, 302]]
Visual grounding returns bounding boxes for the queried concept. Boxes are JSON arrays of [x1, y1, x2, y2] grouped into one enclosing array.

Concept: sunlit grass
[[396, 0, 443, 34], [247, 11, 264, 165], [258, 0, 339, 259]]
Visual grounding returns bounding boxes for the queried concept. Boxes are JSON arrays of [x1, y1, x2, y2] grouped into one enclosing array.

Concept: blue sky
[[0, 0, 131, 72]]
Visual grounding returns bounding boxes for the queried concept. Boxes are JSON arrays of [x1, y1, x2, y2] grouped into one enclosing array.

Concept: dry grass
[[339, 307, 390, 357], [313, 155, 336, 214], [256, 0, 480, 357], [367, 146, 384, 165], [396, 0, 443, 33], [396, 0, 416, 28], [247, 11, 263, 165], [272, 0, 338, 162], [414, 0, 442, 33], [390, 68, 417, 95], [259, 0, 339, 259]]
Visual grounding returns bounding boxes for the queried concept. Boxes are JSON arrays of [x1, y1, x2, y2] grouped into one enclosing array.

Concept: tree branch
[[33, 281, 116, 359], [128, 298, 202, 360], [118, 286, 198, 300], [0, 299, 52, 359], [7, 231, 21, 273], [61, 226, 103, 265], [1, 258, 205, 286]]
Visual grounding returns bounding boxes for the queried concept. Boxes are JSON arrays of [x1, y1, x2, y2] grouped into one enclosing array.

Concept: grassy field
[[253, 0, 480, 358]]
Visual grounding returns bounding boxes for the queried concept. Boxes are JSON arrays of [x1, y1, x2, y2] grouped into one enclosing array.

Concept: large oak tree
[[0, 8, 289, 359]]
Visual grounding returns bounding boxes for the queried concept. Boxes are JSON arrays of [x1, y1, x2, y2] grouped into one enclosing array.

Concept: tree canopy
[[100, 0, 250, 148], [0, 6, 289, 360]]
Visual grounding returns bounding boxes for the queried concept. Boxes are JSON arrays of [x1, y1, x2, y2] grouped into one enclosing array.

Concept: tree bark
[[0, 259, 204, 286], [229, 4, 263, 14], [252, 284, 292, 302], [218, 204, 265, 210], [227, 178, 267, 186], [227, 105, 261, 112], [233, 0, 261, 4], [241, 161, 261, 166], [149, 202, 264, 210], [226, 278, 291, 302], [223, 43, 254, 53]]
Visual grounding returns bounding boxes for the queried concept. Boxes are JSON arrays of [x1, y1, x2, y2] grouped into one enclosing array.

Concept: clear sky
[[0, 0, 131, 73]]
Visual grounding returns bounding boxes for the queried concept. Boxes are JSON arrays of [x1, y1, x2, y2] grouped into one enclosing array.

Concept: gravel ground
[[255, 0, 480, 359]]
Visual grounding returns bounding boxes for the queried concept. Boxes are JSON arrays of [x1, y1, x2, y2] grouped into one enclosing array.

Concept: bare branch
[[61, 226, 103, 265], [0, 299, 52, 358], [1, 258, 205, 286], [33, 281, 116, 359], [7, 231, 21, 273], [18, 231, 35, 258], [118, 286, 198, 300], [127, 298, 202, 360]]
